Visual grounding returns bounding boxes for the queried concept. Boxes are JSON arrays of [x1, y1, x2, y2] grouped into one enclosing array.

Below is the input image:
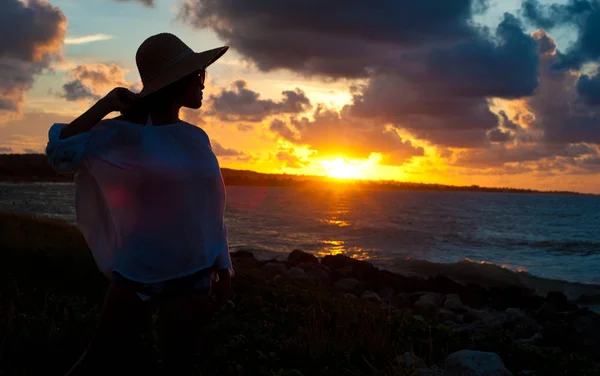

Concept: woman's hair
[[117, 70, 198, 124]]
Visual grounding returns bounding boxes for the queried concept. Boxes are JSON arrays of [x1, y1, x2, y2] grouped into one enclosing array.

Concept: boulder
[[439, 308, 462, 324], [378, 286, 396, 301], [287, 267, 310, 282], [396, 352, 427, 371], [262, 262, 288, 276], [427, 275, 465, 295], [361, 290, 382, 303], [503, 308, 541, 339], [444, 350, 512, 376], [546, 291, 578, 312], [414, 293, 443, 318], [321, 254, 378, 281], [444, 294, 468, 313], [288, 249, 319, 266], [334, 278, 366, 295], [305, 267, 332, 285], [391, 293, 411, 309]]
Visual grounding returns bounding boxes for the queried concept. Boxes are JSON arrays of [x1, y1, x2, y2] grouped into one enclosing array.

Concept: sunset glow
[[320, 158, 367, 180]]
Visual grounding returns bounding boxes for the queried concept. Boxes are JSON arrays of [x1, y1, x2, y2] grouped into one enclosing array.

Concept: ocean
[[2, 182, 600, 302]]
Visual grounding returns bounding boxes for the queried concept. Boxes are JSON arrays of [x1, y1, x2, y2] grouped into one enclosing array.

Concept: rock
[[487, 285, 537, 310], [321, 254, 378, 281], [262, 262, 288, 276], [414, 293, 443, 318], [391, 293, 411, 309], [444, 294, 468, 313], [396, 352, 427, 371], [516, 332, 543, 345], [361, 290, 383, 303], [546, 291, 578, 312], [334, 278, 366, 295], [427, 275, 465, 295], [439, 308, 462, 324], [288, 249, 319, 266], [444, 350, 512, 376], [503, 308, 541, 339], [460, 283, 489, 308], [463, 309, 486, 324], [305, 267, 332, 285], [378, 286, 396, 301], [231, 250, 257, 259], [287, 267, 310, 281]]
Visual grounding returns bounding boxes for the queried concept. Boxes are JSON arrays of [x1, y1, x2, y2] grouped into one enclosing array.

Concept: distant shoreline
[[0, 153, 592, 196]]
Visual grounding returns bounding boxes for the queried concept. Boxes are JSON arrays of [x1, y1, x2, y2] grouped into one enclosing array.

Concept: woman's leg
[[65, 284, 152, 376], [157, 294, 213, 375]]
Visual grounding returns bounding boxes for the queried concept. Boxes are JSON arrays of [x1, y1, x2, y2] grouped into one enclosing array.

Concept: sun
[[320, 158, 364, 179]]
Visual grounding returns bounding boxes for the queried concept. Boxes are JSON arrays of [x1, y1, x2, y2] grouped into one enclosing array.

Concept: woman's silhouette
[[46, 33, 233, 375]]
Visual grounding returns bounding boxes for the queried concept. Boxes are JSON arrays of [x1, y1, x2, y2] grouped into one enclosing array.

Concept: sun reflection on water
[[314, 240, 372, 260]]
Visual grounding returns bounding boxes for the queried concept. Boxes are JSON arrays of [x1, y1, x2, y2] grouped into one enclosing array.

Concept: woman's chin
[[185, 101, 202, 110]]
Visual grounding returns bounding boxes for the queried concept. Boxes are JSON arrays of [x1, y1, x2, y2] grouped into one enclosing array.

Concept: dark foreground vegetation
[[1, 212, 600, 375]]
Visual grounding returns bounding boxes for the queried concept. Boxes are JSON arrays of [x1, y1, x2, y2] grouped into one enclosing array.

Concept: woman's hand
[[212, 269, 232, 309], [100, 87, 139, 113]]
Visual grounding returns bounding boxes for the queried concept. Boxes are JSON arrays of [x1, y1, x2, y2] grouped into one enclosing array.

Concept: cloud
[[65, 34, 115, 45], [210, 140, 251, 161], [522, 0, 600, 70], [275, 148, 308, 169], [112, 0, 155, 7], [576, 72, 600, 105], [0, 147, 13, 153], [525, 30, 600, 144], [181, 1, 539, 150], [442, 30, 600, 172], [60, 63, 139, 101], [207, 80, 311, 122], [0, 0, 66, 119], [270, 105, 424, 166], [179, 0, 488, 78]]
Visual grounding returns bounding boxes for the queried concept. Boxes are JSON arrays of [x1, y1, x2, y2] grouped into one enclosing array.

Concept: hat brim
[[139, 46, 229, 98]]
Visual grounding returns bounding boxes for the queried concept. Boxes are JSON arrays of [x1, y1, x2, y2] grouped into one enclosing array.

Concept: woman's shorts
[[111, 268, 212, 302]]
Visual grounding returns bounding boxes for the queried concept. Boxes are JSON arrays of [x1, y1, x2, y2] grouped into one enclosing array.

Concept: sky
[[4, 0, 600, 193]]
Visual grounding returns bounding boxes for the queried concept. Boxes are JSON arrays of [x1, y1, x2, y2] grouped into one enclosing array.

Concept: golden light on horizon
[[320, 157, 368, 179]]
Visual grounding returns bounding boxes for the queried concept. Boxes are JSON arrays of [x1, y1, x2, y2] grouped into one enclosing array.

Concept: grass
[[1, 211, 600, 375]]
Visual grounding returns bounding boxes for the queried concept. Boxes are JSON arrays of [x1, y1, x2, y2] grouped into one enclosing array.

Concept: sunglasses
[[198, 70, 206, 85]]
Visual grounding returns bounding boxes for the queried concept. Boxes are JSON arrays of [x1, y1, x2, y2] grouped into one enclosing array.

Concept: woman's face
[[178, 70, 206, 109]]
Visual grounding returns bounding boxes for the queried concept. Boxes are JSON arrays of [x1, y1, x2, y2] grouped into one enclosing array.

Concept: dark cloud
[[181, 1, 540, 150], [0, 147, 13, 153], [207, 80, 311, 122], [522, 0, 600, 70], [210, 140, 246, 158], [179, 0, 488, 78], [62, 81, 101, 101], [0, 0, 66, 117], [60, 64, 138, 102], [488, 128, 514, 143], [113, 0, 154, 7], [276, 149, 307, 169], [526, 30, 600, 144], [271, 106, 424, 166], [347, 74, 498, 148], [576, 72, 600, 105]]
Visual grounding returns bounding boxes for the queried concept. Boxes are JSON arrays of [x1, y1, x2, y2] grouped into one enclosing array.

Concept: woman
[[46, 33, 233, 375]]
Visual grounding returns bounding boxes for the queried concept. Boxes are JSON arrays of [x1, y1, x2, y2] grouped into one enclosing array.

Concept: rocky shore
[[232, 249, 600, 375], [2, 211, 600, 375]]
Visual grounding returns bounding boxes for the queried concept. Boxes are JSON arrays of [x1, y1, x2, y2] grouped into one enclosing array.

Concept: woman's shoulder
[[180, 121, 210, 141]]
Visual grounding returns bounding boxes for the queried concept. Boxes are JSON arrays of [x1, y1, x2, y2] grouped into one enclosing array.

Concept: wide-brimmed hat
[[136, 33, 228, 98]]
